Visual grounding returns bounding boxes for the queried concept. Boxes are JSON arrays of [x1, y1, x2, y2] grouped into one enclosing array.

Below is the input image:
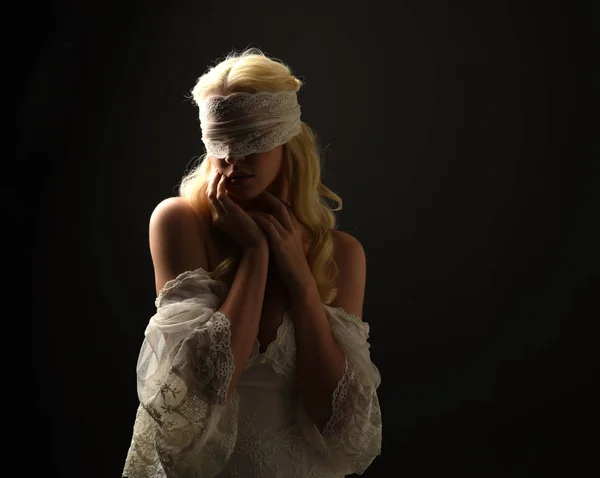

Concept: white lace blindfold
[[199, 90, 302, 158]]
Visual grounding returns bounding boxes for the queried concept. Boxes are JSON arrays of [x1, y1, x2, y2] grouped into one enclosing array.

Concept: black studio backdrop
[[15, 0, 596, 477]]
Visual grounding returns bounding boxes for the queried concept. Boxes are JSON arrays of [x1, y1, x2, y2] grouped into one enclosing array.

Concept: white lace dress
[[122, 267, 382, 478]]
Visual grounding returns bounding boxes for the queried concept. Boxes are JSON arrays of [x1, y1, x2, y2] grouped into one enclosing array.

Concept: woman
[[122, 48, 382, 478]]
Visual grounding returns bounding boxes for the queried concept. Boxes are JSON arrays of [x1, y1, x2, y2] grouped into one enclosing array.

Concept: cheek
[[267, 169, 283, 186], [208, 156, 224, 168]]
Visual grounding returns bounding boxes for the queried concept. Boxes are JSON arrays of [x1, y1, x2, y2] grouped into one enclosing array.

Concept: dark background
[[14, 0, 596, 477]]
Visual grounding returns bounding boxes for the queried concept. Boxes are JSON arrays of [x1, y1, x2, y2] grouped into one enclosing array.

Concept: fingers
[[207, 169, 225, 217], [216, 171, 227, 202], [262, 191, 294, 231], [255, 212, 287, 238]]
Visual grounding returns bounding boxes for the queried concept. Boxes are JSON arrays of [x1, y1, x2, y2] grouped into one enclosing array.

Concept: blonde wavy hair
[[179, 48, 342, 305]]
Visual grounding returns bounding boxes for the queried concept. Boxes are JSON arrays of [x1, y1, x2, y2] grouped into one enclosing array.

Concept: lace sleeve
[[122, 268, 238, 478], [298, 306, 382, 476]]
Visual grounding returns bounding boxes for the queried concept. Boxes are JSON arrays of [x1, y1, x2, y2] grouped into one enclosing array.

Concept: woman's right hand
[[207, 169, 268, 250]]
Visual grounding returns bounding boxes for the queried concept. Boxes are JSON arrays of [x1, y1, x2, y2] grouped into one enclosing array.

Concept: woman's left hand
[[249, 191, 312, 292]]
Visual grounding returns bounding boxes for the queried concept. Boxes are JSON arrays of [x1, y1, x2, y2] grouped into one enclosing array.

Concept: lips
[[227, 170, 253, 177], [226, 175, 254, 187]]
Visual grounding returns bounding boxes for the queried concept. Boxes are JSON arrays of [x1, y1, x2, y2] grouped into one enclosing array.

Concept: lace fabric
[[199, 90, 302, 159], [122, 267, 382, 478]]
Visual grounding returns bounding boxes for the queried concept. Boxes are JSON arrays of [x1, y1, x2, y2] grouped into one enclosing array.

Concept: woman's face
[[208, 145, 288, 210]]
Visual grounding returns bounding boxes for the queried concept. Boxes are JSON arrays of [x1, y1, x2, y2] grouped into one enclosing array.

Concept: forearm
[[291, 279, 346, 432], [218, 244, 269, 398]]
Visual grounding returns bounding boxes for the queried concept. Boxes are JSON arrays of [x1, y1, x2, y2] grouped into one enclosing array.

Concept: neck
[[234, 195, 271, 213]]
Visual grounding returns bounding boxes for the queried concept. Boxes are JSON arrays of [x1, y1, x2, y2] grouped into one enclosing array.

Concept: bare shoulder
[[149, 197, 209, 295], [151, 196, 197, 222], [329, 229, 366, 276], [328, 228, 367, 319], [149, 197, 208, 248], [329, 228, 365, 255]]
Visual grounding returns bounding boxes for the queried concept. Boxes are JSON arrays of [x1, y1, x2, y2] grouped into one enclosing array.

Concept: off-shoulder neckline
[[155, 266, 366, 329], [157, 266, 227, 293]]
